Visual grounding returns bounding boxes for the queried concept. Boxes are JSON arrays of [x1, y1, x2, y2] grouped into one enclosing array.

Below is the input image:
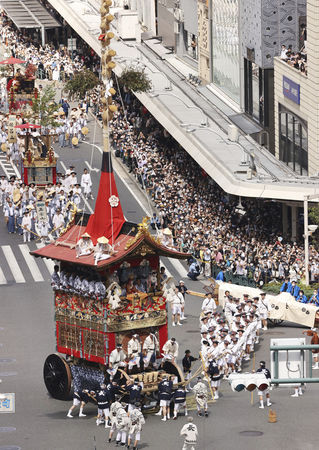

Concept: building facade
[[274, 0, 319, 176], [240, 0, 306, 151]]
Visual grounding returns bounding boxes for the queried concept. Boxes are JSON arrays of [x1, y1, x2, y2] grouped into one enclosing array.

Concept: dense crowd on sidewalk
[[109, 92, 319, 287], [0, 12, 99, 81]]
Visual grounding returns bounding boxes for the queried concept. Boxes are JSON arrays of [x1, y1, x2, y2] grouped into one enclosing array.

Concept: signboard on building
[[0, 393, 15, 413], [283, 76, 300, 105]]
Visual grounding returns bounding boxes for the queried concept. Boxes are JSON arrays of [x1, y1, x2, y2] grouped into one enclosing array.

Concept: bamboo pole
[[199, 351, 215, 402]]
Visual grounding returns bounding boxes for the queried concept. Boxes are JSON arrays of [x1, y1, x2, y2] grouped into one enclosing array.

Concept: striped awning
[[0, 0, 60, 29]]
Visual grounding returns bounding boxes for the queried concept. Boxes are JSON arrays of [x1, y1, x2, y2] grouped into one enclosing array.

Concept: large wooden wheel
[[162, 361, 184, 383], [43, 354, 72, 400]]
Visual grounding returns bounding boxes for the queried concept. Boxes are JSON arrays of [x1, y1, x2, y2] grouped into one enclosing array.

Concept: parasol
[[0, 57, 26, 76], [15, 123, 41, 129], [0, 57, 26, 65]]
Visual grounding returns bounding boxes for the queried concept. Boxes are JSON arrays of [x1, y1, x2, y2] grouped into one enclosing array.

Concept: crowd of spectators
[[280, 44, 307, 75], [109, 92, 319, 287], [0, 12, 100, 81]]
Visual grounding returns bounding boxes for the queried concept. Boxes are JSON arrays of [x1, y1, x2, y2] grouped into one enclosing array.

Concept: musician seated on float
[[108, 344, 127, 380], [134, 278, 146, 293], [75, 232, 94, 258], [148, 270, 158, 292], [126, 274, 137, 294], [128, 350, 141, 374], [51, 265, 60, 290], [94, 236, 114, 266]]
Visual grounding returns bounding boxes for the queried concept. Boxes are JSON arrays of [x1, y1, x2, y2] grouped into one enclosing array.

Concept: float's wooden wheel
[[43, 354, 72, 400], [162, 361, 184, 383]]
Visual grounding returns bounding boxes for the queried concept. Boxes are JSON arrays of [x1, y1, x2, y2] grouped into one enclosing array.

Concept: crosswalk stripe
[[0, 266, 6, 285], [2, 245, 26, 283], [36, 243, 55, 274], [81, 193, 94, 213], [18, 244, 44, 282]]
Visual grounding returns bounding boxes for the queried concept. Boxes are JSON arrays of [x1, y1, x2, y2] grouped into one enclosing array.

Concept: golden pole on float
[[100, 0, 117, 152]]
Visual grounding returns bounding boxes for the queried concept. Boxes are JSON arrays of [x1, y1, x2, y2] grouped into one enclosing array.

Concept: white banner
[[217, 282, 318, 328], [36, 201, 47, 222]]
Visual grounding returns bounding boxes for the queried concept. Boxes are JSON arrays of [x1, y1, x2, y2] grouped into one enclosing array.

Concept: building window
[[279, 104, 308, 175], [211, 0, 240, 104], [187, 34, 197, 60]]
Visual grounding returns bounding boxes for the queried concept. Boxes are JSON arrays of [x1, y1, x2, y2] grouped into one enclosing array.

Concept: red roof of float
[[31, 223, 190, 269], [84, 152, 125, 244], [31, 146, 190, 267]]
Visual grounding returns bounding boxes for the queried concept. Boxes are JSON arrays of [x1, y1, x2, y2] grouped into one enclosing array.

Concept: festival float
[[20, 123, 57, 186], [0, 57, 58, 185], [30, 0, 190, 404]]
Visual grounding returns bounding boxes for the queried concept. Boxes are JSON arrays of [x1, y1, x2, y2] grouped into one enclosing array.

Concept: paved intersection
[[1, 118, 319, 450]]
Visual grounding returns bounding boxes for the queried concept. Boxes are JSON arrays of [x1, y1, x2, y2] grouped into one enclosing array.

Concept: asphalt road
[[0, 116, 318, 450]]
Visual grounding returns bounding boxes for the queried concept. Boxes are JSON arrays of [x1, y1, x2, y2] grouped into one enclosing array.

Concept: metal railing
[[211, 264, 257, 288], [270, 344, 319, 384]]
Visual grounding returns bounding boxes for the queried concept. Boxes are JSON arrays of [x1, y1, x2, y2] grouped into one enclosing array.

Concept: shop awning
[[0, 0, 60, 29]]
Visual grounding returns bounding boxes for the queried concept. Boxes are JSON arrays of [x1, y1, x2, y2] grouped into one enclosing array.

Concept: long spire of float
[[85, 0, 125, 244]]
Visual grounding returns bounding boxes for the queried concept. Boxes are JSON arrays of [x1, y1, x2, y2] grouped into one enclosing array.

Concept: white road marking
[[59, 160, 67, 172], [0, 155, 21, 178], [18, 244, 44, 282], [59, 160, 94, 213], [2, 245, 25, 283], [12, 161, 21, 178], [0, 161, 12, 178], [81, 194, 94, 213], [36, 243, 55, 274], [85, 160, 99, 172], [0, 266, 6, 285]]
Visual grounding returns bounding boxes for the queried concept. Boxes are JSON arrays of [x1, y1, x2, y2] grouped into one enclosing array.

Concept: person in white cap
[[180, 416, 198, 450], [161, 228, 175, 249], [143, 331, 159, 368], [75, 232, 94, 258], [158, 375, 173, 421], [256, 361, 272, 408], [127, 402, 145, 450], [21, 210, 32, 242], [127, 334, 141, 359], [162, 337, 179, 363], [109, 344, 127, 371], [202, 292, 217, 313], [80, 168, 93, 199], [177, 280, 189, 321], [67, 389, 90, 418], [94, 236, 113, 265], [170, 287, 184, 326], [52, 208, 64, 237], [259, 292, 269, 330], [192, 377, 208, 417]]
